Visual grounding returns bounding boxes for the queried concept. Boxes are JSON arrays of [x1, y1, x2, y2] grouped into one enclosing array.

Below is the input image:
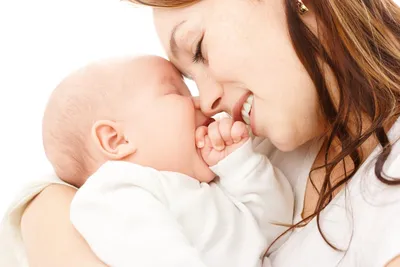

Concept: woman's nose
[[195, 79, 223, 117]]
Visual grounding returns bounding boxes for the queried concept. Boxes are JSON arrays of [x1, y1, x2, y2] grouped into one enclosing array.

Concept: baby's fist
[[196, 118, 249, 166]]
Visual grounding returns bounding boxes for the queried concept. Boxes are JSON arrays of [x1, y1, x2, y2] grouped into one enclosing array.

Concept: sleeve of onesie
[[210, 139, 294, 249], [70, 164, 208, 267]]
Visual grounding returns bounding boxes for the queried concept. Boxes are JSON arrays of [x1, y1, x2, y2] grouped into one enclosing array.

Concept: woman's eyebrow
[[170, 20, 187, 58]]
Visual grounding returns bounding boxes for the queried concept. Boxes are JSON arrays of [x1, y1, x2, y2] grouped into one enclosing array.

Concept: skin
[[23, 55, 250, 266], [20, 0, 400, 266], [153, 0, 325, 152], [150, 0, 395, 217], [152, 0, 400, 265], [91, 56, 218, 182], [102, 56, 248, 179], [44, 55, 249, 184], [152, 0, 330, 220], [21, 185, 107, 267]]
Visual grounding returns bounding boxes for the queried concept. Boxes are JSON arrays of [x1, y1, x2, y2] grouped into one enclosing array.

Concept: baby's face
[[120, 57, 215, 182]]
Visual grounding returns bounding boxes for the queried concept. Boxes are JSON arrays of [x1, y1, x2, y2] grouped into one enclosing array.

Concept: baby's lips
[[202, 117, 215, 127]]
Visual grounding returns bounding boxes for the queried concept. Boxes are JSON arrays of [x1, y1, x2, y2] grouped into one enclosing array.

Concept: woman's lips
[[233, 91, 252, 122], [202, 117, 215, 127], [249, 101, 257, 136]]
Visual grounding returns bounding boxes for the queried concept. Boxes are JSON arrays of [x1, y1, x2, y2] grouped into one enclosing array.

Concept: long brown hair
[[130, 0, 400, 249], [282, 0, 400, 250]]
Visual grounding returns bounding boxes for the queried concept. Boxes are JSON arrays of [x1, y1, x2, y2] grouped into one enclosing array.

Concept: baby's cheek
[[170, 99, 196, 122]]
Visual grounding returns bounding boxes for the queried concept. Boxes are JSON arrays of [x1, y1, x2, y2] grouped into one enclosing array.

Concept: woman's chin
[[267, 130, 305, 152]]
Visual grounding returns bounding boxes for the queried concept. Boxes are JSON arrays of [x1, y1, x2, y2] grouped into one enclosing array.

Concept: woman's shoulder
[[346, 136, 400, 266], [358, 129, 400, 203], [271, 150, 400, 267], [0, 172, 76, 267], [7, 172, 76, 215]]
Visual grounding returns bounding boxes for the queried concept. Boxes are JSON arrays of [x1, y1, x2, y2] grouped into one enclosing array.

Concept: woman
[[4, 0, 400, 266]]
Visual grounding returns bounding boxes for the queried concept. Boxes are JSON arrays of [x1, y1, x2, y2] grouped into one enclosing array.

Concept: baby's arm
[[70, 164, 208, 267], [197, 118, 294, 250]]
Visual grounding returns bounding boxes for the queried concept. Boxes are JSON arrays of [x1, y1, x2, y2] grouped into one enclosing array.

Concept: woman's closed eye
[[192, 34, 205, 64]]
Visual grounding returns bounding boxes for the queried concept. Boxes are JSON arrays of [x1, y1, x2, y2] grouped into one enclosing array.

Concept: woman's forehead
[[153, 11, 178, 52], [153, 6, 200, 54]]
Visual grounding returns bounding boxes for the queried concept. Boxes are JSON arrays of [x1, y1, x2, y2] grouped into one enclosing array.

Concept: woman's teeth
[[241, 94, 253, 125]]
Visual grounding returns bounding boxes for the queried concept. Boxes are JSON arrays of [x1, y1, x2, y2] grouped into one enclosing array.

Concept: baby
[[42, 55, 294, 267]]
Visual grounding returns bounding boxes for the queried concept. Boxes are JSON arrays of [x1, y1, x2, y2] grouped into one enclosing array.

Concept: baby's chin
[[193, 149, 216, 183], [196, 168, 216, 183]]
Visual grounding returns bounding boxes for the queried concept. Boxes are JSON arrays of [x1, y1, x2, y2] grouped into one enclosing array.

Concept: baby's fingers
[[218, 118, 234, 146], [231, 121, 249, 143], [208, 121, 225, 151], [195, 126, 208, 148]]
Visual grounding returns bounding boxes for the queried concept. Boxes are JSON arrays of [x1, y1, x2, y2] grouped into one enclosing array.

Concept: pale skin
[[152, 0, 395, 222], [44, 56, 249, 185], [21, 0, 400, 266], [24, 56, 249, 267]]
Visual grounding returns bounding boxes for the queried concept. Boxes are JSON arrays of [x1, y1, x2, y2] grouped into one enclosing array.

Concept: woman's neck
[[302, 114, 399, 220]]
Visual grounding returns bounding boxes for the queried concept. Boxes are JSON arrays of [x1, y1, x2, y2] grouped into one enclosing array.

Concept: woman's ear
[[91, 120, 136, 160]]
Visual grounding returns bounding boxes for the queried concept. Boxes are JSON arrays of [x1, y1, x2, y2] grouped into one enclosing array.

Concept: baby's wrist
[[209, 138, 261, 177]]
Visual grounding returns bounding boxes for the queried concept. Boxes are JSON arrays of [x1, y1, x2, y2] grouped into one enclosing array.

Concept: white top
[[70, 139, 294, 267], [270, 118, 400, 267], [0, 118, 399, 267]]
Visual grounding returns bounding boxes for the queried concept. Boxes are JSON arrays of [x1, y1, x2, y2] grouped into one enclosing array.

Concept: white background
[[0, 0, 399, 219], [0, 0, 169, 218]]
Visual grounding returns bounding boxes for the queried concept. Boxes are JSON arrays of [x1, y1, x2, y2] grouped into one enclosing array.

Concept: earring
[[297, 0, 309, 15]]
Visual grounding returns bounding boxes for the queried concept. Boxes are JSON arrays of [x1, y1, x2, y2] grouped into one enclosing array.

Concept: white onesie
[[70, 139, 294, 267]]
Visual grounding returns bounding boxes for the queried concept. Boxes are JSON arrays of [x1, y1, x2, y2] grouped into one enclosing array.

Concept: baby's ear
[[91, 120, 136, 160]]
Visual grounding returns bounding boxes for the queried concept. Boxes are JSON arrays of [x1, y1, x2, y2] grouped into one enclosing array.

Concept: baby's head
[[43, 56, 215, 187]]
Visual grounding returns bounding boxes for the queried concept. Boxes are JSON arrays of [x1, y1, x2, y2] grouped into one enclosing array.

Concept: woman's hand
[[386, 255, 400, 267], [21, 184, 107, 267], [196, 118, 249, 166]]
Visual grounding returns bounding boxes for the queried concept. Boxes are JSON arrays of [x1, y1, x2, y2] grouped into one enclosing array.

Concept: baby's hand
[[196, 118, 249, 166]]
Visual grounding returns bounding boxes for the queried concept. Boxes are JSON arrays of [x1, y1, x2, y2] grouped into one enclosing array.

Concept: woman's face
[[153, 0, 325, 151]]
